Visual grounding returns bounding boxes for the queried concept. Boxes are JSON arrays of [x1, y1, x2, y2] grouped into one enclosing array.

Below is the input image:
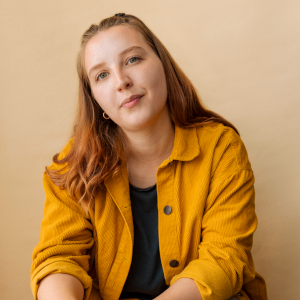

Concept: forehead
[[84, 25, 150, 71]]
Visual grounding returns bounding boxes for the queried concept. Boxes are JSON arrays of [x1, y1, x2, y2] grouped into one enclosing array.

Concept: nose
[[113, 68, 133, 91]]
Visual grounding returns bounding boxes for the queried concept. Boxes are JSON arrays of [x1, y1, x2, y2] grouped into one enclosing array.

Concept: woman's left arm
[[158, 130, 257, 300]]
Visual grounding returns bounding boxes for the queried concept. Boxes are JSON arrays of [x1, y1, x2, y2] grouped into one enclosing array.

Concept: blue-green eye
[[128, 57, 140, 64], [96, 72, 108, 81]]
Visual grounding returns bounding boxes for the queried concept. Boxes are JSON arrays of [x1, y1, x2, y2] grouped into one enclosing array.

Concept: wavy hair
[[46, 13, 238, 213]]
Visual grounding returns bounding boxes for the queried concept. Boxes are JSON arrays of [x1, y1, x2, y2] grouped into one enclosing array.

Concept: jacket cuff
[[31, 259, 93, 300], [170, 260, 233, 300]]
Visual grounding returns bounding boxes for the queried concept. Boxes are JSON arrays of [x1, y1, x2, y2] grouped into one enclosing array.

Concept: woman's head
[[76, 14, 169, 134], [76, 13, 212, 133], [47, 13, 238, 213], [82, 22, 169, 133]]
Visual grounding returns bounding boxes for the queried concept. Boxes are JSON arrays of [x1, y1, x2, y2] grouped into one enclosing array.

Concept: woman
[[31, 13, 268, 300]]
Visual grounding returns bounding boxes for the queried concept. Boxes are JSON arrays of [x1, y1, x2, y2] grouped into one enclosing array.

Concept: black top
[[120, 183, 168, 300]]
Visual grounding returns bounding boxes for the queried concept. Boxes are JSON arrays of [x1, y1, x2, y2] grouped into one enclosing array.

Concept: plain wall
[[1, 1, 299, 299]]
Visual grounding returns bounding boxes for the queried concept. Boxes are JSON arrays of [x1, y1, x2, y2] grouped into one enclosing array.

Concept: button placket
[[163, 205, 180, 269], [157, 165, 181, 283]]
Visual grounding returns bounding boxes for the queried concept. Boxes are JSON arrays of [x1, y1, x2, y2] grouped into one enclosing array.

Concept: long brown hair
[[46, 13, 238, 213]]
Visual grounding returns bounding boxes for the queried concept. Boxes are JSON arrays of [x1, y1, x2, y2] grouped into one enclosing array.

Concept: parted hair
[[46, 13, 238, 213]]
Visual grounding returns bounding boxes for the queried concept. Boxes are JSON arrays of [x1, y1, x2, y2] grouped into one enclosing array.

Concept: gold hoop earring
[[103, 112, 110, 119]]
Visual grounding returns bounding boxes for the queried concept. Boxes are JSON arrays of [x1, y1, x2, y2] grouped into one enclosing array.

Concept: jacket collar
[[170, 125, 200, 162], [103, 125, 200, 243]]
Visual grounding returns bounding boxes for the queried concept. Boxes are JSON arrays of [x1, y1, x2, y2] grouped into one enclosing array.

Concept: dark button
[[164, 205, 172, 215], [169, 260, 179, 268], [237, 292, 243, 296]]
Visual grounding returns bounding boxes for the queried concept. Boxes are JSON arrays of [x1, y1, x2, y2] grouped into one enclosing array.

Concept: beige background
[[1, 0, 299, 299]]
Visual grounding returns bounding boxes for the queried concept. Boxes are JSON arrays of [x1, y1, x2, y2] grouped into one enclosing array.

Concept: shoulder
[[196, 122, 240, 143], [195, 122, 252, 172], [47, 137, 75, 171], [57, 137, 75, 159], [42, 137, 89, 215]]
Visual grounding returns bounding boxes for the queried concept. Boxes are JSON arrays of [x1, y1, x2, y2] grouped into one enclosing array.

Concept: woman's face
[[84, 25, 169, 133]]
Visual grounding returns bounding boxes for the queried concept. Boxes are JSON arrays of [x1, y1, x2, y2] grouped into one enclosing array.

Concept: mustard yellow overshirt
[[31, 123, 267, 300]]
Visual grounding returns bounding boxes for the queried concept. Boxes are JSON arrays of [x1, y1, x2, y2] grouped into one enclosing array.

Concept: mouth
[[121, 94, 144, 109]]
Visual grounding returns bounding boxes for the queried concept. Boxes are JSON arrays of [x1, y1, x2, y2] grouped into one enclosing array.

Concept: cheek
[[141, 62, 167, 96], [96, 99, 114, 116], [92, 87, 113, 112]]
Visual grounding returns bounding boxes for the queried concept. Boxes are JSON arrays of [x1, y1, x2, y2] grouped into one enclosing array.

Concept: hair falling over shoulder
[[46, 13, 239, 213]]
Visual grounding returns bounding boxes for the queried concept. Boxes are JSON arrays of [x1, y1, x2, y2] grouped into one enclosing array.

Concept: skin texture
[[85, 25, 169, 134], [37, 273, 84, 300], [154, 278, 202, 300]]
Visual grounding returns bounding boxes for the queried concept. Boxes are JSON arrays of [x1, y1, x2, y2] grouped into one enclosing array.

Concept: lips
[[121, 94, 144, 108]]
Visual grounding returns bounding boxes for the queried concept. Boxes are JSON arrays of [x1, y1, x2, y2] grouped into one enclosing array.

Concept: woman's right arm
[[37, 273, 84, 300], [31, 151, 95, 300]]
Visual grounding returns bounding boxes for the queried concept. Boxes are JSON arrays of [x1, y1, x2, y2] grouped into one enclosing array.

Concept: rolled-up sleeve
[[170, 133, 257, 300], [30, 172, 94, 300]]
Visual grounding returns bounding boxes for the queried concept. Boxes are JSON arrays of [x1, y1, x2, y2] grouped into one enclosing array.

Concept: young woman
[[31, 13, 268, 300]]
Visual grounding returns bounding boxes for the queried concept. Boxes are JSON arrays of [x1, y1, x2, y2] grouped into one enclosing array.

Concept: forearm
[[154, 278, 202, 300], [37, 273, 84, 300]]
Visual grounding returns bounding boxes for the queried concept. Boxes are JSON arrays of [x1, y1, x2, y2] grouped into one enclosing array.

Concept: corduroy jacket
[[31, 123, 267, 300]]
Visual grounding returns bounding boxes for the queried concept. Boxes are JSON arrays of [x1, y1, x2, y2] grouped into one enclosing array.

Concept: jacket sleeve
[[170, 130, 257, 300], [30, 142, 95, 300]]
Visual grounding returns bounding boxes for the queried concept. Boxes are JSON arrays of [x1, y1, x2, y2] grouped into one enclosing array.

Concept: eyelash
[[95, 56, 141, 81]]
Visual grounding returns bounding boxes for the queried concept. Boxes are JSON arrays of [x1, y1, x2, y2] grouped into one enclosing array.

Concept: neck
[[123, 115, 175, 165]]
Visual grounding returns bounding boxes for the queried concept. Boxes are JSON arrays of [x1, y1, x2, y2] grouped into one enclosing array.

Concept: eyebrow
[[88, 45, 145, 77]]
